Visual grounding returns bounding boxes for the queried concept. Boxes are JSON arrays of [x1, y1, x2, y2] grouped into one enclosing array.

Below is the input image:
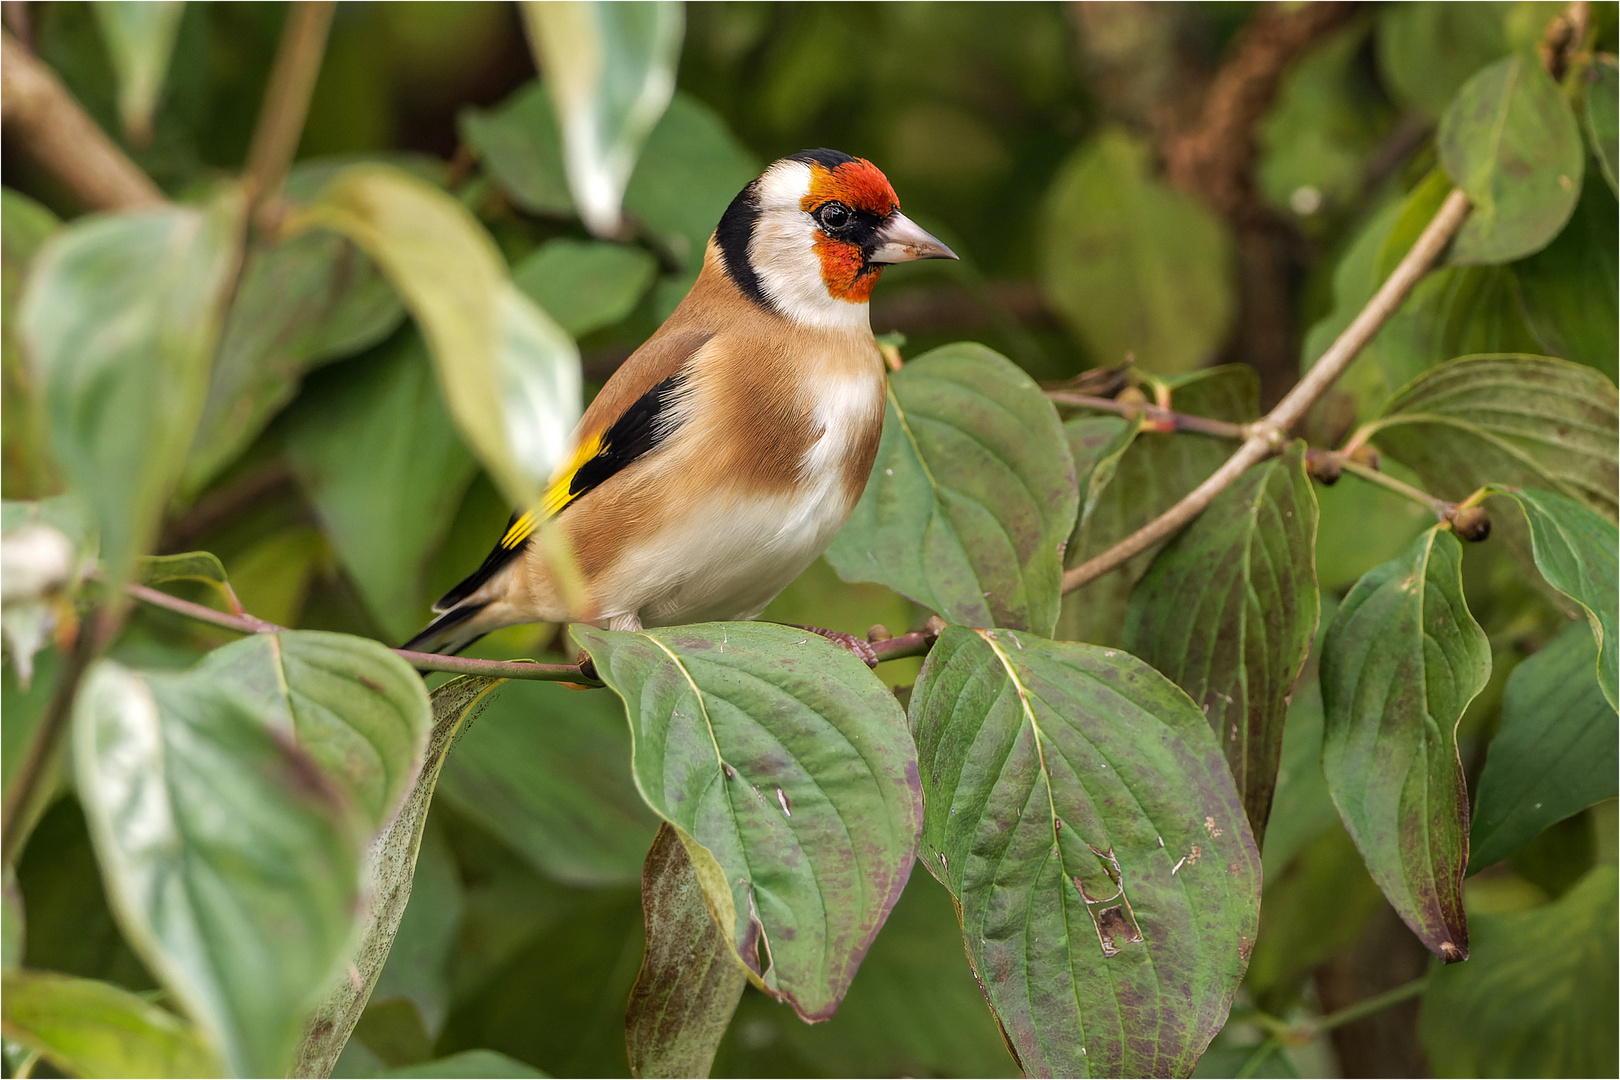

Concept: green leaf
[[285, 334, 477, 640], [191, 631, 433, 825], [294, 675, 500, 1078], [435, 676, 661, 887], [2, 189, 61, 498], [626, 823, 747, 1080], [372, 817, 461, 1039], [1257, 24, 1395, 221], [1513, 167, 1619, 380], [1060, 366, 1260, 645], [73, 656, 367, 1077], [1244, 827, 1383, 1010], [1257, 656, 1344, 877], [1301, 197, 1403, 416], [624, 93, 759, 270], [2, 869, 20, 971], [2, 969, 220, 1079], [1375, 2, 1514, 120], [1489, 486, 1619, 709], [1583, 55, 1619, 195], [1313, 457, 1434, 593], [712, 869, 1019, 1078], [384, 1049, 549, 1078], [512, 238, 658, 338], [20, 192, 242, 583], [909, 626, 1260, 1076], [437, 882, 642, 1076], [521, 1, 684, 237], [226, 525, 325, 629], [1419, 866, 1618, 1077], [290, 164, 581, 509], [1470, 621, 1618, 869], [1063, 415, 1136, 538], [1375, 168, 1456, 283], [135, 550, 237, 610], [1040, 128, 1236, 372], [574, 622, 922, 1022], [1124, 444, 1320, 843], [1440, 53, 1585, 264], [183, 174, 405, 494], [1319, 526, 1490, 960], [460, 82, 573, 216], [824, 343, 1078, 635], [1374, 265, 1544, 392], [1370, 354, 1620, 522], [91, 1, 183, 143]]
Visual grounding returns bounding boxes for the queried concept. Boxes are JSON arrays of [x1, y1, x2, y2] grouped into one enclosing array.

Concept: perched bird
[[405, 149, 956, 654]]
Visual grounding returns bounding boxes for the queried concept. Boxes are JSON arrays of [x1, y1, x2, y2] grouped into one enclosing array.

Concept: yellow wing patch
[[499, 434, 604, 549]]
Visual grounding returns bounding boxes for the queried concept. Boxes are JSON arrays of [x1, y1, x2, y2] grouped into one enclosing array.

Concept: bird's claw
[[790, 624, 880, 668]]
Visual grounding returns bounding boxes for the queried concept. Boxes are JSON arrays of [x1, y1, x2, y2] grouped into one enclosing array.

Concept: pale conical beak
[[868, 213, 958, 263]]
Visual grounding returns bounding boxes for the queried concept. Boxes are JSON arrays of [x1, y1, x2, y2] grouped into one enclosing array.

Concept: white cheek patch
[[747, 160, 872, 331]]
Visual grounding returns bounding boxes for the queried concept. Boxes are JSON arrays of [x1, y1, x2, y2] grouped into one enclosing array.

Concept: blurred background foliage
[[2, 2, 1616, 1077]]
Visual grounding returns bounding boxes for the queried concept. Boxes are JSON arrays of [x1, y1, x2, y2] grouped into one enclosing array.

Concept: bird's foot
[[781, 623, 879, 668]]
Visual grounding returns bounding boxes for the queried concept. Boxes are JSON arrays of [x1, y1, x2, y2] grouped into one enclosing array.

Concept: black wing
[[429, 371, 690, 613]]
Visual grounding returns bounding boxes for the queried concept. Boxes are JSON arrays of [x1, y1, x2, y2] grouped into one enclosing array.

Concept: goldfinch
[[406, 149, 956, 654]]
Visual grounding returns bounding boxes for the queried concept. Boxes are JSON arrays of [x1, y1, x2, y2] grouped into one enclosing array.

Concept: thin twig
[[125, 581, 934, 684], [1315, 975, 1428, 1033], [0, 31, 164, 211], [0, 607, 111, 866], [126, 582, 590, 682], [242, 1, 335, 224], [1061, 187, 1472, 594], [1233, 1038, 1281, 1079], [1337, 458, 1452, 516], [1046, 391, 1249, 440]]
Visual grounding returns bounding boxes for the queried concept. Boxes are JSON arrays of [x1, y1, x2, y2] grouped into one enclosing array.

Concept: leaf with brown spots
[[826, 343, 1078, 636], [626, 823, 747, 1078], [576, 622, 922, 1023], [1124, 443, 1320, 845], [908, 626, 1261, 1077], [1319, 526, 1490, 961]]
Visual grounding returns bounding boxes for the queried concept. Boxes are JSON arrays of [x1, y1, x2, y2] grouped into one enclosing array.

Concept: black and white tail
[[401, 515, 529, 656]]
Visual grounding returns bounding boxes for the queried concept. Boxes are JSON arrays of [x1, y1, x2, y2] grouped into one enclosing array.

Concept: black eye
[[817, 201, 851, 230]]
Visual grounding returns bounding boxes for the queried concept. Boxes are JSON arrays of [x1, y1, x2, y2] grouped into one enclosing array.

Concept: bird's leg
[[776, 623, 879, 668]]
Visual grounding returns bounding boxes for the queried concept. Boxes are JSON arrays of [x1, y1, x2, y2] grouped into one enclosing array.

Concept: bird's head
[[714, 149, 957, 328]]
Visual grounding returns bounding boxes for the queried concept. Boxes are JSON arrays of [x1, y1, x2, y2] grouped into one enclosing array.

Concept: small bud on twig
[[1304, 448, 1341, 485], [1347, 443, 1381, 470], [1448, 505, 1492, 542]]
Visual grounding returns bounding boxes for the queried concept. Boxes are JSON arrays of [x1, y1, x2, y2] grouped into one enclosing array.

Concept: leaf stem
[[1315, 975, 1429, 1034], [0, 605, 115, 866], [1061, 187, 1472, 594], [1336, 458, 1454, 517], [1046, 391, 1249, 440], [242, 1, 335, 224], [1234, 1038, 1281, 1079]]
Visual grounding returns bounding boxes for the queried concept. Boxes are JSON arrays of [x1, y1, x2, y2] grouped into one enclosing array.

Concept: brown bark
[[1, 31, 164, 211], [1155, 2, 1362, 407]]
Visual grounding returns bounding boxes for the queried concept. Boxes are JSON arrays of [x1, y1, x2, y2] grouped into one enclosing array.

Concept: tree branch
[[1061, 187, 1472, 594], [0, 31, 164, 211], [242, 1, 335, 223], [0, 606, 114, 866], [125, 582, 938, 685]]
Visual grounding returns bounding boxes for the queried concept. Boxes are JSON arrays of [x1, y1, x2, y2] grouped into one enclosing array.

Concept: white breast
[[613, 362, 884, 627]]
